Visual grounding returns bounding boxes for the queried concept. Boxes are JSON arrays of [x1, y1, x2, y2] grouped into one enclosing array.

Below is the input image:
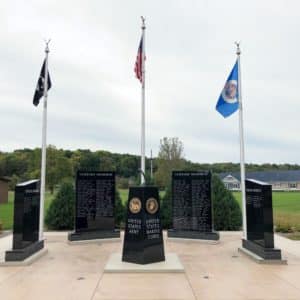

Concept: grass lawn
[[233, 191, 300, 231], [2, 189, 298, 234], [0, 191, 56, 230]]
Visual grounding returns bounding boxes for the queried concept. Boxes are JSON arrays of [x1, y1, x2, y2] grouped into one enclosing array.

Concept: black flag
[[33, 60, 52, 106]]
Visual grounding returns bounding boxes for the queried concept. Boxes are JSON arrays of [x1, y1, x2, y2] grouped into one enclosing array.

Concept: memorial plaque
[[5, 180, 44, 261], [122, 186, 165, 264], [168, 171, 219, 240], [242, 179, 282, 260], [68, 171, 120, 241]]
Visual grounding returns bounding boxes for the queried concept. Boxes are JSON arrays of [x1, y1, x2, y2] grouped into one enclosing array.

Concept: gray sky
[[1, 0, 300, 164]]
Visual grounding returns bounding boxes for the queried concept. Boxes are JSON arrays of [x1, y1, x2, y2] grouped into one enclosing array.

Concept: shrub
[[160, 185, 172, 229], [117, 177, 129, 189], [212, 174, 242, 230], [161, 173, 242, 230], [45, 182, 75, 230], [115, 189, 125, 228]]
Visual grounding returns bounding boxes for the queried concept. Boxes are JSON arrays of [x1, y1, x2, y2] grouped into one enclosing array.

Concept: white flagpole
[[236, 42, 247, 239], [141, 17, 146, 185], [39, 40, 50, 241], [150, 149, 153, 180]]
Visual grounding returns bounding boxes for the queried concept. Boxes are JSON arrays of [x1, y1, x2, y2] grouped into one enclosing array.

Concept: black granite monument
[[68, 171, 120, 241], [242, 179, 282, 260], [122, 186, 165, 264], [5, 180, 44, 261], [168, 171, 219, 240]]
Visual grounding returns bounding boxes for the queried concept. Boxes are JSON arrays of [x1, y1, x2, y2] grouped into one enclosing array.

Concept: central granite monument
[[5, 180, 44, 261], [122, 186, 165, 264], [242, 179, 283, 260], [68, 171, 120, 241], [168, 171, 219, 240]]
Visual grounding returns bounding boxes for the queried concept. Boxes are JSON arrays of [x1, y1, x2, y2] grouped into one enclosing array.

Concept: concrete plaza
[[0, 231, 300, 300]]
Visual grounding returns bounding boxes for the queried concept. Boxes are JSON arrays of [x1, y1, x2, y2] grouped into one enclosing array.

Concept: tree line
[[0, 138, 300, 191]]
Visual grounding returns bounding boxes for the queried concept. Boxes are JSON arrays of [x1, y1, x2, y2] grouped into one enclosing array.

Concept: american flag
[[134, 36, 144, 83]]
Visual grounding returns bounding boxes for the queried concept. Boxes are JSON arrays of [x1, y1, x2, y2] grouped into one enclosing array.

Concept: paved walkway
[[0, 231, 300, 300]]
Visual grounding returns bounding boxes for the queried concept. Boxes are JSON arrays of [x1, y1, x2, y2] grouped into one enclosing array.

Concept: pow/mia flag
[[33, 59, 52, 106]]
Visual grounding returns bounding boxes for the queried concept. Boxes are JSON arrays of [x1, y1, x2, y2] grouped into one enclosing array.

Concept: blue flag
[[216, 61, 239, 118]]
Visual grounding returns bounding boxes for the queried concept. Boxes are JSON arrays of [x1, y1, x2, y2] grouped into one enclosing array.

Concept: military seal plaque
[[146, 197, 159, 214], [129, 197, 142, 214]]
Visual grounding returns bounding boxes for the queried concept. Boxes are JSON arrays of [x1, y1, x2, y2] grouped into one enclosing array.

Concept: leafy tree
[[46, 146, 73, 194], [45, 182, 75, 230], [155, 137, 185, 188]]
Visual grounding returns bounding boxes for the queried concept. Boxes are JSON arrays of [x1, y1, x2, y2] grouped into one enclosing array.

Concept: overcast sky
[[1, 0, 300, 164]]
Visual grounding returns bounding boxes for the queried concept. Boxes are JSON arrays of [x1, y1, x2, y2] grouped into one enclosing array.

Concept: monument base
[[167, 229, 220, 241], [106, 253, 184, 273], [242, 239, 282, 260], [68, 229, 120, 242], [5, 240, 44, 262]]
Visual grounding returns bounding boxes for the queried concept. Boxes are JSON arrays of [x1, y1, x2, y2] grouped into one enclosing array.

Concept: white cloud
[[1, 0, 300, 164]]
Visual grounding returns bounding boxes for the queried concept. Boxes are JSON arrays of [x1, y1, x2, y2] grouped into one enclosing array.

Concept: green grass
[[0, 191, 56, 230], [233, 191, 300, 232], [4, 189, 298, 233]]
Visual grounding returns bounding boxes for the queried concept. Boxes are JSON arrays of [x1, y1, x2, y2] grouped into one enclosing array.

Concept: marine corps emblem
[[146, 197, 159, 214], [129, 197, 142, 214]]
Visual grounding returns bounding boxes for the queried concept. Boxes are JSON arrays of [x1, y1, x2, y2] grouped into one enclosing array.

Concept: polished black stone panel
[[69, 171, 120, 241], [5, 179, 43, 261], [168, 171, 219, 240], [122, 186, 165, 264], [243, 179, 282, 260]]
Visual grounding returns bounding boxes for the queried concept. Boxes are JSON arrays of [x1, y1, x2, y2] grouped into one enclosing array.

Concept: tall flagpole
[[141, 17, 146, 185], [39, 40, 50, 241], [150, 149, 153, 180], [236, 42, 247, 239]]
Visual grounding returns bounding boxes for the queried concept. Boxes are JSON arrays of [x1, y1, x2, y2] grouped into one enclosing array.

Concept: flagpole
[[150, 149, 153, 180], [39, 40, 50, 241], [141, 16, 146, 185], [236, 42, 247, 239]]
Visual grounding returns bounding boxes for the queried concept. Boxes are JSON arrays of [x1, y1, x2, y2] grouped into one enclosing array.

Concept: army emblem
[[146, 198, 159, 214], [129, 197, 142, 214]]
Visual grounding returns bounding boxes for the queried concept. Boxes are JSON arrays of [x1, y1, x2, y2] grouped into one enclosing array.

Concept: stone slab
[[242, 238, 282, 260], [0, 248, 48, 266], [238, 247, 287, 265], [104, 253, 184, 273], [5, 240, 44, 261], [168, 237, 220, 244], [68, 229, 120, 241], [68, 237, 121, 245]]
